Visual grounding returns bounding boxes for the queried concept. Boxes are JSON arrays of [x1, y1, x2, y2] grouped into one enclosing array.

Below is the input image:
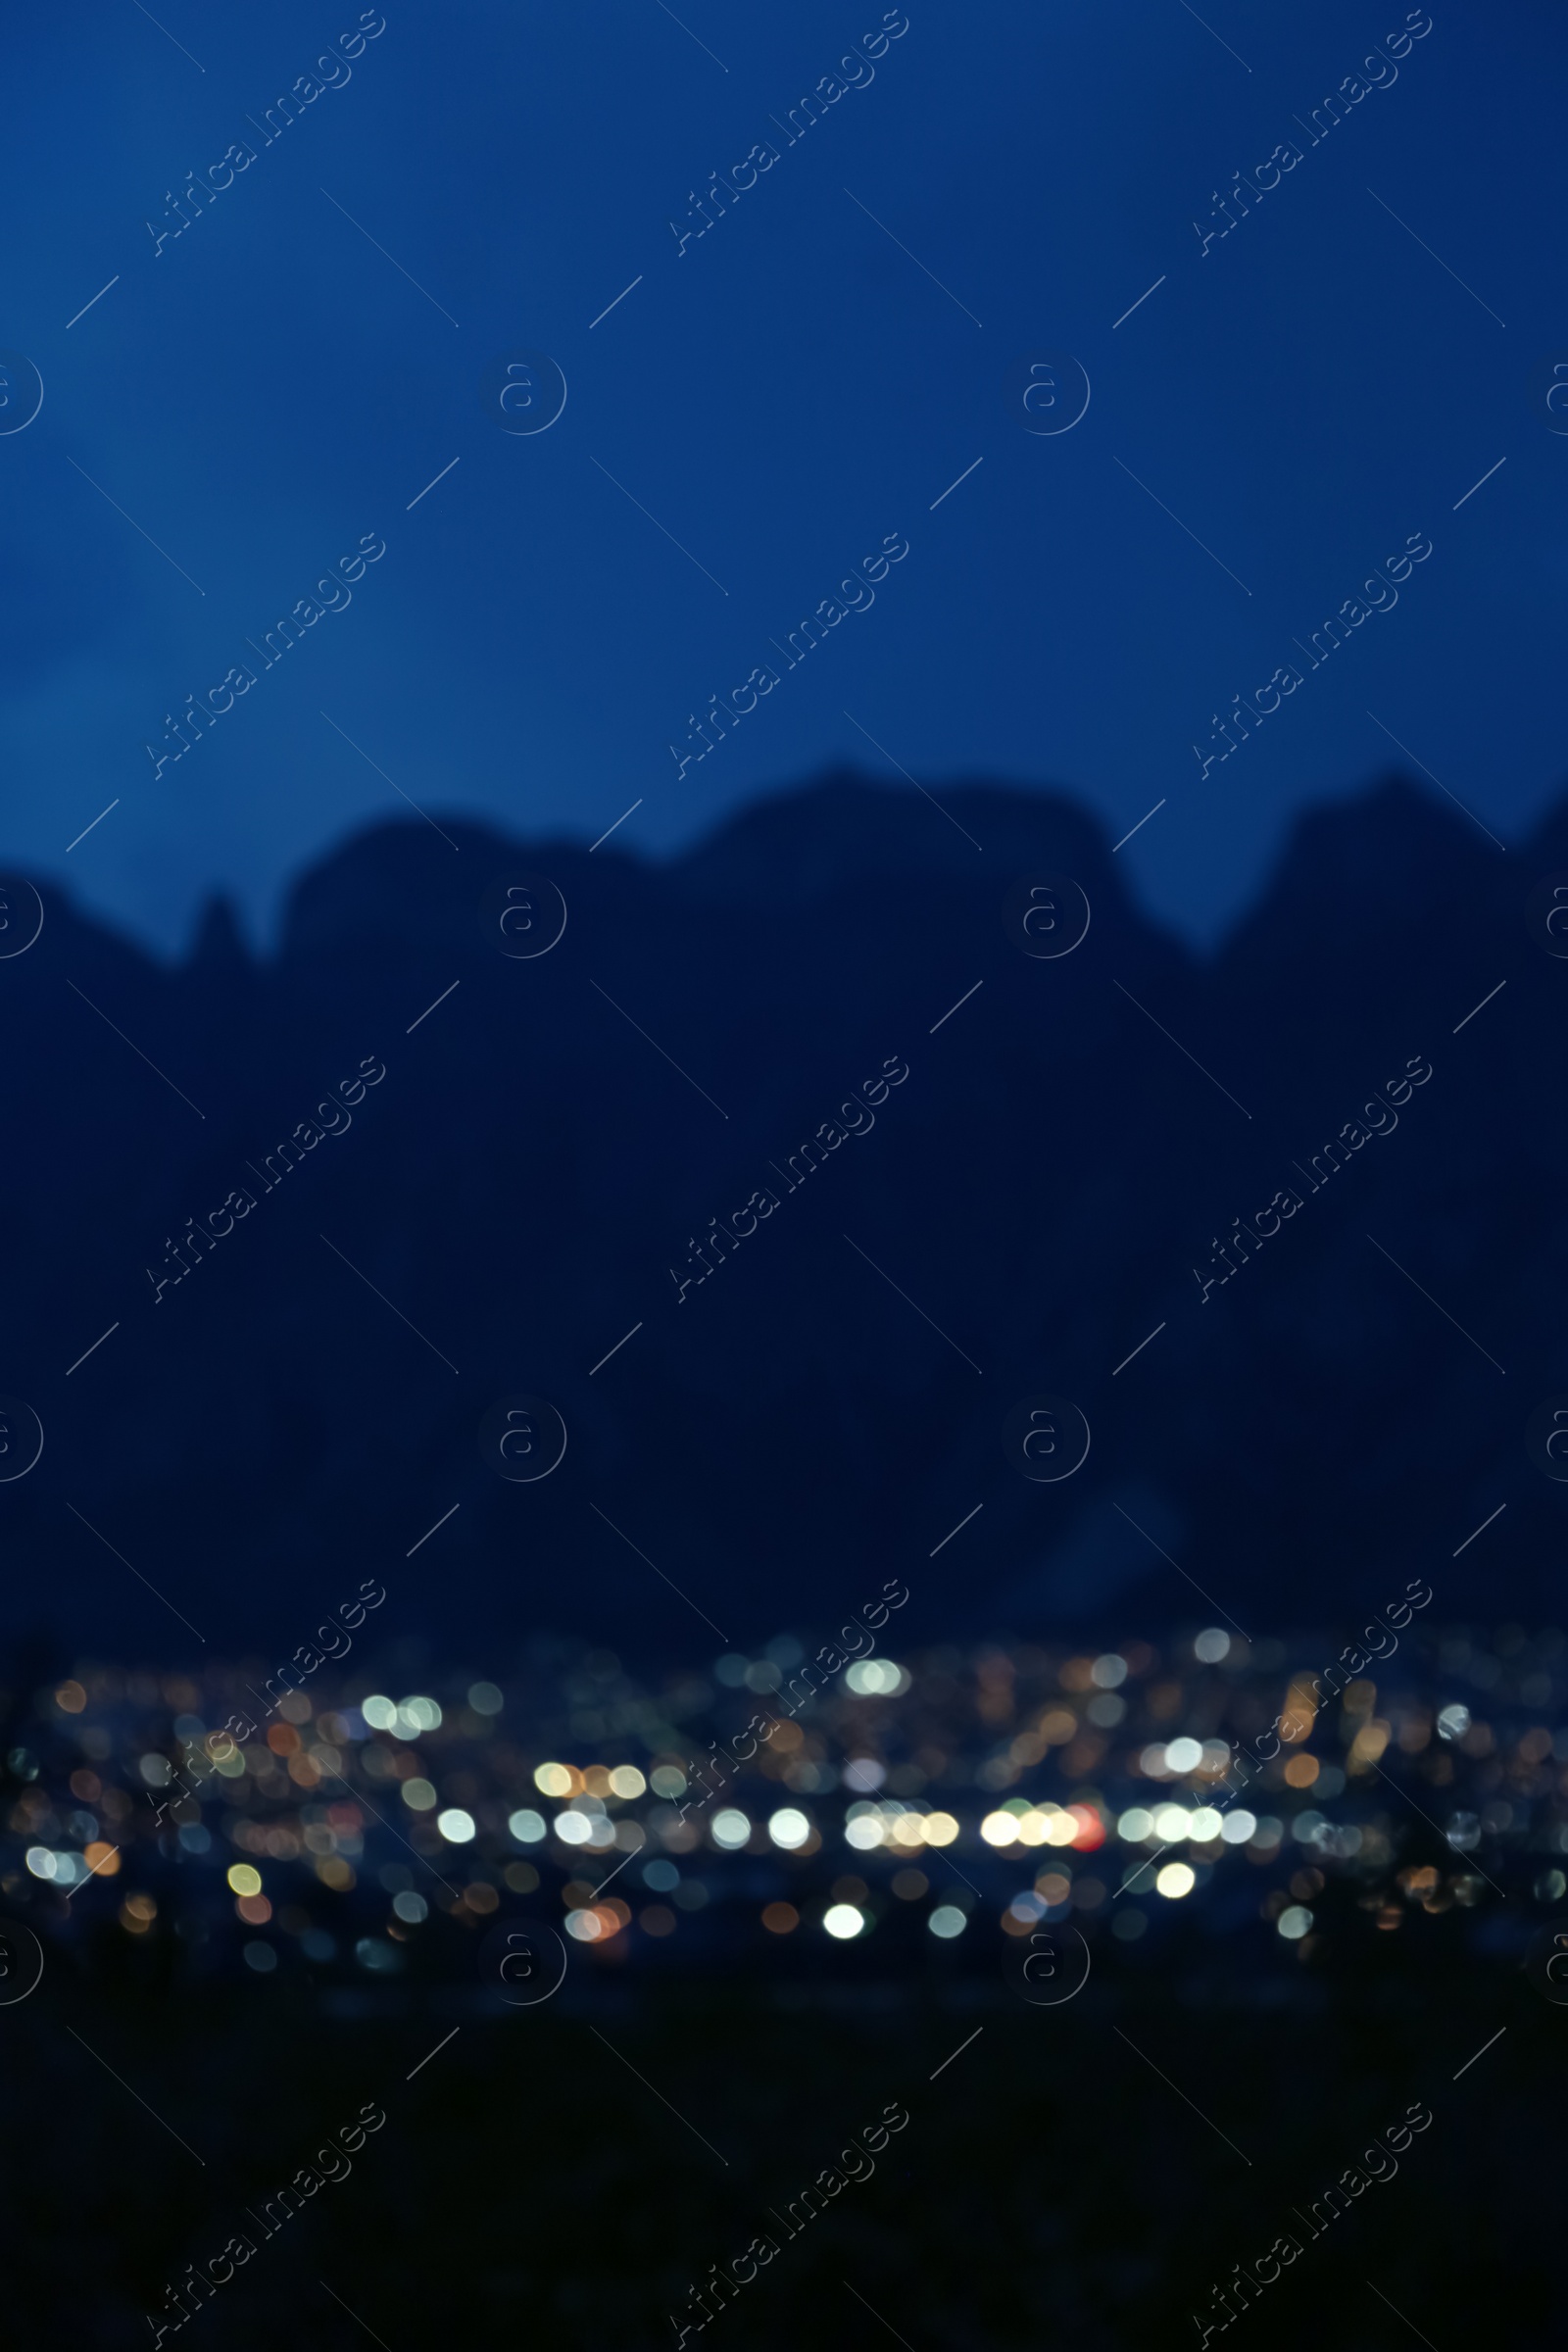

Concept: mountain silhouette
[[2, 769, 1561, 1669]]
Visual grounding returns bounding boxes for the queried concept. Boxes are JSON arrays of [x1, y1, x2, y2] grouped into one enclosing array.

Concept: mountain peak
[[188, 893, 251, 967]]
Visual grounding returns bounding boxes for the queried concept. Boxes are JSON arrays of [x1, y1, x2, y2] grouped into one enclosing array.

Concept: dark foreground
[[5, 1915, 1557, 2352]]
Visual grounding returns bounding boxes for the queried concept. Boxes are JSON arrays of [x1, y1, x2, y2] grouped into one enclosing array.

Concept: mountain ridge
[[0, 769, 1560, 1668]]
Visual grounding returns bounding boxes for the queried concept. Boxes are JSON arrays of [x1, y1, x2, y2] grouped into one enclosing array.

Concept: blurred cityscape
[[6, 1617, 1563, 1991]]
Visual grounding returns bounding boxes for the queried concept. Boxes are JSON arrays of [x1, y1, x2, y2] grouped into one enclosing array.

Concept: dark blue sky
[[3, 0, 1561, 953]]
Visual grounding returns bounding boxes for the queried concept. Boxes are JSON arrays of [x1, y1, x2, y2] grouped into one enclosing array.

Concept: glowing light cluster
[[363, 1693, 442, 1737], [25, 1846, 97, 1885], [845, 1803, 959, 1851], [554, 1808, 615, 1848], [980, 1803, 1102, 1850], [565, 1898, 631, 1943], [844, 1659, 907, 1695]]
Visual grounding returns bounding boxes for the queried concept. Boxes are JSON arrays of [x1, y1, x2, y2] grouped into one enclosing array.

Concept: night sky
[[3, 0, 1563, 954]]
